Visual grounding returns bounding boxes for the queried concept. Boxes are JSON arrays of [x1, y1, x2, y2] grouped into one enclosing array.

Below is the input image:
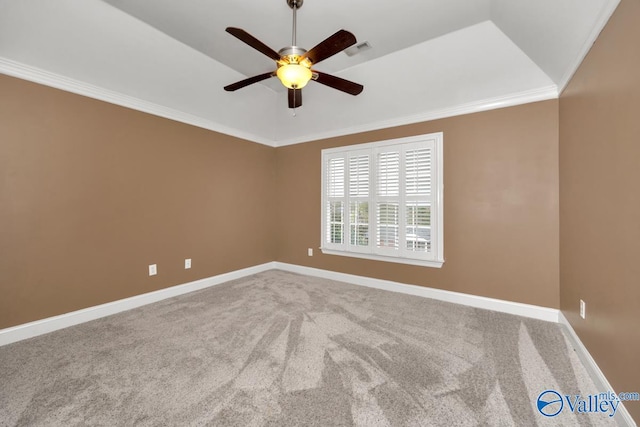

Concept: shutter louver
[[350, 201, 369, 246], [406, 148, 431, 196], [377, 151, 400, 196], [349, 155, 369, 197], [377, 203, 399, 249], [376, 150, 400, 251], [405, 147, 433, 253], [349, 155, 369, 247], [326, 158, 345, 245], [329, 202, 344, 244], [328, 158, 345, 198], [406, 202, 431, 252]]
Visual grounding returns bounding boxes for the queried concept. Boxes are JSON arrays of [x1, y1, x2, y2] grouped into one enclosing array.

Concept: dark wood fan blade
[[224, 71, 275, 91], [313, 71, 363, 95], [302, 30, 356, 65], [226, 27, 281, 61], [288, 89, 302, 108]]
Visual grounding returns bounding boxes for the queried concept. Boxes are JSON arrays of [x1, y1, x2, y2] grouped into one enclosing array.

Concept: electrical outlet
[[308, 248, 313, 256], [185, 258, 191, 269], [580, 299, 586, 319], [149, 264, 157, 276]]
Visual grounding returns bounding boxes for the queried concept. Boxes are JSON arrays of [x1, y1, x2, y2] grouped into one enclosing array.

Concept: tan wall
[[0, 74, 276, 329], [0, 75, 561, 328], [559, 0, 640, 421], [275, 100, 560, 308]]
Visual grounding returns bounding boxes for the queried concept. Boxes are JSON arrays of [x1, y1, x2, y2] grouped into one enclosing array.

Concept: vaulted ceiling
[[0, 0, 620, 146]]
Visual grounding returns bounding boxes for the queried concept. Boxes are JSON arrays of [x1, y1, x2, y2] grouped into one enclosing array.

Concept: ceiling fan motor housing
[[278, 46, 311, 66], [278, 46, 307, 58]]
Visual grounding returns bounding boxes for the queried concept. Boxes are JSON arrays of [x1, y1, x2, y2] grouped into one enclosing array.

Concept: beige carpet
[[0, 270, 619, 426]]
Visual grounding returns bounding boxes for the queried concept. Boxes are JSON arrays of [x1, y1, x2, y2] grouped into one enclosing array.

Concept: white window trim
[[321, 132, 444, 268]]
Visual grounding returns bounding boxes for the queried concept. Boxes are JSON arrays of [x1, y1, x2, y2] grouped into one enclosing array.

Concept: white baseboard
[[1, 261, 557, 347], [273, 262, 559, 322], [559, 313, 637, 427], [0, 262, 276, 347]]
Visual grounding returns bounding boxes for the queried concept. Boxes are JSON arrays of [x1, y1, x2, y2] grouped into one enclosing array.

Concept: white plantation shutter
[[325, 156, 345, 247], [404, 145, 433, 254], [349, 155, 369, 197], [375, 149, 401, 253], [321, 133, 443, 267], [376, 202, 399, 249], [327, 157, 345, 198], [349, 154, 370, 247], [349, 201, 369, 246], [406, 202, 431, 252], [377, 151, 400, 196], [406, 148, 431, 196]]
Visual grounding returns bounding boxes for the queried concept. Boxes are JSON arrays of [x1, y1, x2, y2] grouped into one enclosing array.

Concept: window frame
[[321, 132, 444, 268]]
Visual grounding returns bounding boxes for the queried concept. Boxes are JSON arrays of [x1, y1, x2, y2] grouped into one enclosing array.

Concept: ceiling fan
[[223, 0, 364, 110]]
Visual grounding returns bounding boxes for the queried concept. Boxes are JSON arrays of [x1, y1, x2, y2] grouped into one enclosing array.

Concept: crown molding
[[0, 57, 276, 147], [274, 85, 559, 147], [557, 0, 621, 94], [1, 57, 559, 149]]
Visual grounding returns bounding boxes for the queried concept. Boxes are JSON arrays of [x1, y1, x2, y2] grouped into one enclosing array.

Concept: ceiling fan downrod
[[288, 0, 303, 47]]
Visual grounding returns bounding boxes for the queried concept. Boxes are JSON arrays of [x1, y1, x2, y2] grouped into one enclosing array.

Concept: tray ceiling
[[0, 0, 620, 146]]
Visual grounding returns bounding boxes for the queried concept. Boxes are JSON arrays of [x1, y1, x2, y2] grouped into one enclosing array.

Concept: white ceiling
[[0, 0, 620, 146]]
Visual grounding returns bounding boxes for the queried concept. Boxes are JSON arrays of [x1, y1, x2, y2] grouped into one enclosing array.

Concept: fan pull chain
[[292, 88, 297, 117]]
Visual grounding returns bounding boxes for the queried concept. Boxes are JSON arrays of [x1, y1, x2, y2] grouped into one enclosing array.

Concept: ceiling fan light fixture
[[277, 63, 312, 89]]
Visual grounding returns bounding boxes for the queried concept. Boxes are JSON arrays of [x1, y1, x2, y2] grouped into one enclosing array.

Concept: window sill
[[320, 248, 444, 268]]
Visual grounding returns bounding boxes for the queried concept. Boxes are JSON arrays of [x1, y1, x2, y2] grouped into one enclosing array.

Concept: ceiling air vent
[[344, 41, 372, 57]]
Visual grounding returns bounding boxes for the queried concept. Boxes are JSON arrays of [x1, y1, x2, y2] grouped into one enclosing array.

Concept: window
[[321, 132, 443, 267]]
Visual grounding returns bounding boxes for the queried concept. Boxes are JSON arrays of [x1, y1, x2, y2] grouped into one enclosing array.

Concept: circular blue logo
[[537, 390, 564, 417]]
